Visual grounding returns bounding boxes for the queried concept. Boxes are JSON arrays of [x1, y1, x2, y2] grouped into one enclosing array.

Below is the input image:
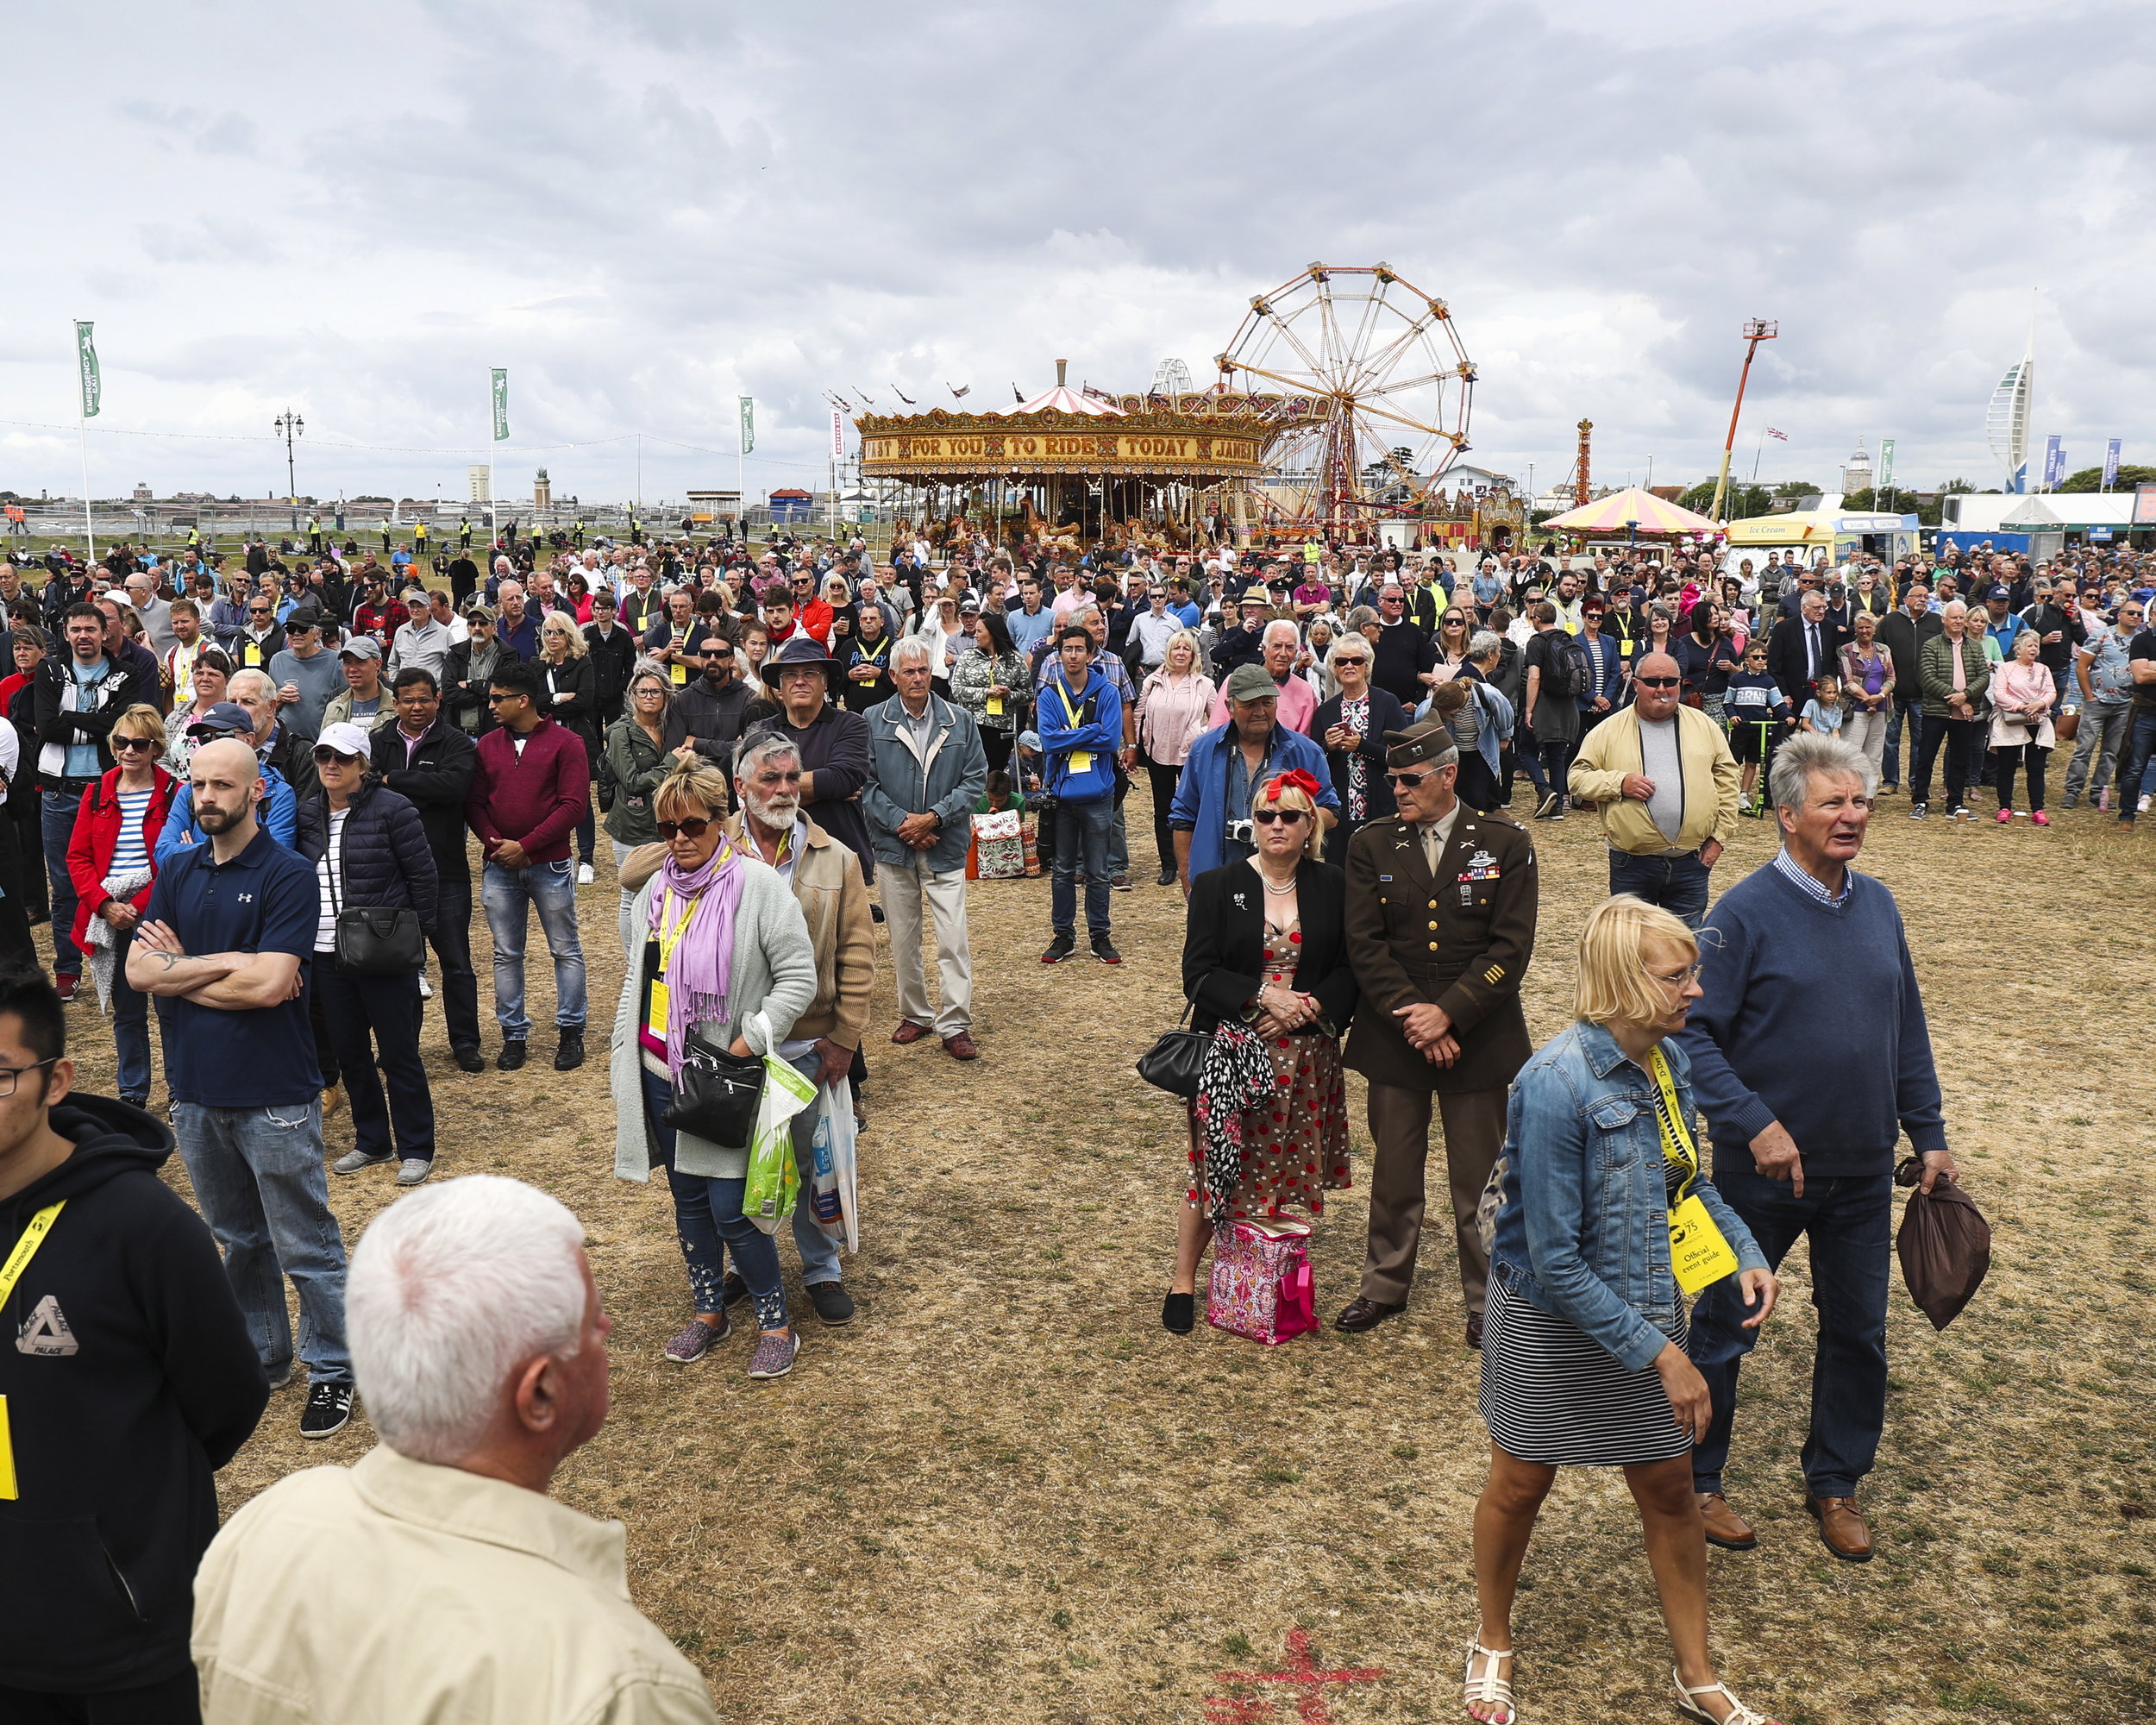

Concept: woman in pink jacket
[[1135, 630, 1216, 887], [1987, 629, 2056, 824]]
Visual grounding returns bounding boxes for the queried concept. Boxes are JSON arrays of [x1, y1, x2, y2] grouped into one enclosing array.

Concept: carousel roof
[[1012, 383, 1124, 417]]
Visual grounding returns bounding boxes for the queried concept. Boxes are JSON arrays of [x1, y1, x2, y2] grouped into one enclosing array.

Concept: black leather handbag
[[1136, 992, 1207, 1099], [325, 861, 425, 976], [661, 1030, 767, 1148]]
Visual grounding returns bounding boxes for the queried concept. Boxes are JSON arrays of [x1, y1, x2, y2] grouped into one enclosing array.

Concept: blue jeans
[[641, 1068, 787, 1329], [481, 858, 586, 1037], [41, 787, 94, 977], [173, 1100, 352, 1385], [1608, 848, 1713, 931], [2116, 709, 2156, 819], [1050, 797, 1113, 939], [1881, 697, 1923, 787], [1687, 1167, 1892, 1499], [109, 927, 152, 1101]]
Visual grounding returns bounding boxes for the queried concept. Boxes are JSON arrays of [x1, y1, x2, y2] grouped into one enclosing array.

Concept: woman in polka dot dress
[[1163, 770, 1359, 1333]]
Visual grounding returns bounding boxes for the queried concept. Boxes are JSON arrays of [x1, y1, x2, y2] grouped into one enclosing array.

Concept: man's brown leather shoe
[[1805, 1491, 1874, 1562], [1697, 1492, 1758, 1552], [1333, 1296, 1405, 1333], [942, 1032, 980, 1061], [890, 1020, 931, 1045]]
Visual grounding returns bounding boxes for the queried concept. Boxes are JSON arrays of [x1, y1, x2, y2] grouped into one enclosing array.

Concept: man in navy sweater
[[1675, 731, 1959, 1566]]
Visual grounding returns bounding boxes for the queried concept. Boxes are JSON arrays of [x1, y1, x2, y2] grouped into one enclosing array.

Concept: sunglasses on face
[[655, 816, 714, 840], [248, 608, 272, 617], [1635, 675, 1682, 689], [311, 747, 363, 766], [1252, 807, 1307, 826], [1386, 768, 1442, 787], [112, 735, 158, 754]]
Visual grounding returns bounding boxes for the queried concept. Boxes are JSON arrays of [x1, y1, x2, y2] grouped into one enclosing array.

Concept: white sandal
[[1673, 1668, 1781, 1725], [1463, 1635, 1515, 1723]]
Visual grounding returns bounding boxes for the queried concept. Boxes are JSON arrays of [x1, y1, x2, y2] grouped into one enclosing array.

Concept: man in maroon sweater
[[466, 658, 592, 1072]]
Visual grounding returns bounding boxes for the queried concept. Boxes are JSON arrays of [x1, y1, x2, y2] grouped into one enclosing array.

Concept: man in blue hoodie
[[1676, 731, 1958, 1567], [1037, 626, 1124, 965]]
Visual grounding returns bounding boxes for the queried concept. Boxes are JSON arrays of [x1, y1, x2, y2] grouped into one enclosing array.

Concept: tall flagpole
[[74, 320, 100, 560], [78, 413, 95, 561]]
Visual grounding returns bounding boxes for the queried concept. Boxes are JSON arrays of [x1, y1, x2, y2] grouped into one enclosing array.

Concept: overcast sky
[[5, 0, 2149, 510]]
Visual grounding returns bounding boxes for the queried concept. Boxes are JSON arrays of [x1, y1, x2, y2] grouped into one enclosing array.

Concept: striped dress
[[1478, 1278, 1691, 1468]]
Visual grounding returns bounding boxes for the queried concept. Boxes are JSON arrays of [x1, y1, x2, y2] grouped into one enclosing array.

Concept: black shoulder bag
[[1136, 984, 1208, 1099], [323, 825, 425, 975]]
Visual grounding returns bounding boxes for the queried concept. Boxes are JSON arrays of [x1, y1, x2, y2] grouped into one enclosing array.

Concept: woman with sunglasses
[[609, 755, 818, 1377], [1162, 768, 1357, 1333], [64, 704, 176, 1102], [296, 720, 441, 1186], [1467, 897, 1781, 1725], [1313, 637, 1408, 865], [1433, 607, 1476, 684]]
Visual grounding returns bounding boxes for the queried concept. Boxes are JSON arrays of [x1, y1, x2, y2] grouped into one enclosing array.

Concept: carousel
[[854, 262, 1509, 555], [854, 361, 1311, 559]]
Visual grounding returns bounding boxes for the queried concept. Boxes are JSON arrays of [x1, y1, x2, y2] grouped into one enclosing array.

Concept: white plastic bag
[[803, 1080, 860, 1252]]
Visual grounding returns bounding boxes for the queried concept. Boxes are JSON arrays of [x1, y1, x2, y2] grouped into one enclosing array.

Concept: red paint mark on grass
[[1206, 1627, 1384, 1723]]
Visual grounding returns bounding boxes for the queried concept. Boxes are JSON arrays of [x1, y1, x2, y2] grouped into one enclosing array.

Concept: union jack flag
[[1765, 427, 1788, 441]]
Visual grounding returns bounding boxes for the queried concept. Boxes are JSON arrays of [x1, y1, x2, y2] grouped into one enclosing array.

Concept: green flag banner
[[739, 396, 755, 455], [76, 322, 100, 419], [492, 368, 509, 442], [1877, 438, 1895, 490]]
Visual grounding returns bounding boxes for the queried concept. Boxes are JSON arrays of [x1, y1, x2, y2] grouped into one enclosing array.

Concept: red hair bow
[[1263, 768, 1323, 801]]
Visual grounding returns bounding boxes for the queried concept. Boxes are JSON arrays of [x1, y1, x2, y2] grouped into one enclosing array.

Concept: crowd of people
[[0, 517, 2107, 1722]]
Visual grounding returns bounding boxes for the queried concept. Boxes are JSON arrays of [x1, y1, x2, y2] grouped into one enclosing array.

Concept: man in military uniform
[[1338, 719, 1538, 1346]]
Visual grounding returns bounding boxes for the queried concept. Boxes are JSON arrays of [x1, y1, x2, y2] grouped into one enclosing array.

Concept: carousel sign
[[860, 427, 1264, 470]]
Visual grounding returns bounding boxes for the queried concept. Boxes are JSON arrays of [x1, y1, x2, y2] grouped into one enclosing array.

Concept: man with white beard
[[620, 730, 873, 1327]]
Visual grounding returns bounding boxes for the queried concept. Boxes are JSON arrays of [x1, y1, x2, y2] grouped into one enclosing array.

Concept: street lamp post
[[273, 410, 304, 532]]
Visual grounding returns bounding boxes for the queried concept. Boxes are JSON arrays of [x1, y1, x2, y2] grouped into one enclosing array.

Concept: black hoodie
[[0, 1095, 267, 1694]]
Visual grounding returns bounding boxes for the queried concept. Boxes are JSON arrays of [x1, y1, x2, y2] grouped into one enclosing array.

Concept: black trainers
[[1533, 791, 1561, 819], [1040, 934, 1076, 964], [1091, 934, 1123, 965], [299, 1381, 354, 1440], [452, 1045, 486, 1074], [720, 1270, 751, 1308], [1909, 801, 1928, 819], [805, 1282, 856, 1326], [554, 1029, 586, 1071], [497, 1039, 529, 1071]]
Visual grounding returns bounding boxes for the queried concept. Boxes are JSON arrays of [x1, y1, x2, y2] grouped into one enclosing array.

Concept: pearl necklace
[[1259, 870, 1298, 895]]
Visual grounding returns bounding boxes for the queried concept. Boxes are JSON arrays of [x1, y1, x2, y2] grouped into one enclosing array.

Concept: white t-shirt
[[313, 808, 348, 954]]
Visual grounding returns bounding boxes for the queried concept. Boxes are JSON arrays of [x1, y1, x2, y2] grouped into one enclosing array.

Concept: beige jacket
[[1567, 704, 1740, 855], [623, 812, 874, 1051], [192, 1445, 718, 1725]]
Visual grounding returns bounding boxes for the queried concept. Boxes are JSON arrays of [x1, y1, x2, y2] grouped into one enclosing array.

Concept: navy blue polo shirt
[[142, 827, 322, 1107]]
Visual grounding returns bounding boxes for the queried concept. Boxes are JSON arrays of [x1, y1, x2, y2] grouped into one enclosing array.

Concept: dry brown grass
[[76, 782, 2155, 1724]]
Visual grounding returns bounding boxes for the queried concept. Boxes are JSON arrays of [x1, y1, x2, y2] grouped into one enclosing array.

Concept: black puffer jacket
[[292, 775, 440, 937]]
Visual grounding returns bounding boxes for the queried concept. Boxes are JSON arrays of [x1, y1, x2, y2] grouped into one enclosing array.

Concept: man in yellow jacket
[[1567, 651, 1741, 929]]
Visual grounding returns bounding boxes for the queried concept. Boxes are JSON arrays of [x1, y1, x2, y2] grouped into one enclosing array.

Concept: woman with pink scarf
[[610, 754, 818, 1376], [1987, 629, 2058, 824]]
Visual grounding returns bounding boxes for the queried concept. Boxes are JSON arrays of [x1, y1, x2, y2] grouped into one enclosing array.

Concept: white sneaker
[[417, 975, 433, 999], [2141, 795, 2152, 815], [577, 862, 595, 885]]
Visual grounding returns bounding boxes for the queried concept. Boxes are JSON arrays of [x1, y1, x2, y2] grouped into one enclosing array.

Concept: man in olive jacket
[[1339, 719, 1538, 1346]]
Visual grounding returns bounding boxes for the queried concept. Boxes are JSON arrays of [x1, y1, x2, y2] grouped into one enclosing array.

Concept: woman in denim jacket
[[1463, 897, 1783, 1725]]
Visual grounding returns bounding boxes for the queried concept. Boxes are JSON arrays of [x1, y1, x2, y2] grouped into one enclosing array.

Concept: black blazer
[[1765, 613, 1848, 704], [1302, 681, 1406, 828], [1181, 856, 1358, 1037]]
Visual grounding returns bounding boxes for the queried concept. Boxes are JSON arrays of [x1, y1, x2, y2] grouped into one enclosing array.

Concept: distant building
[[533, 468, 551, 511], [1840, 443, 1873, 496], [467, 465, 491, 503], [132, 481, 154, 502]]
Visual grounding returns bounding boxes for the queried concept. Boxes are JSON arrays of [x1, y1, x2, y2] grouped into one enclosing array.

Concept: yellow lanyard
[[655, 888, 699, 975], [1645, 1048, 1697, 1187], [1645, 1049, 1739, 1294], [0, 1201, 65, 1502]]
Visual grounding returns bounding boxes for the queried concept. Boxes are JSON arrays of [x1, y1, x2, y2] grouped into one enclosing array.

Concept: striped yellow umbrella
[[1539, 486, 1722, 536]]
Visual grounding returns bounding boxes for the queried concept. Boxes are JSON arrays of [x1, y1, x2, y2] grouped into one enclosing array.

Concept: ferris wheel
[[1214, 262, 1475, 536]]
